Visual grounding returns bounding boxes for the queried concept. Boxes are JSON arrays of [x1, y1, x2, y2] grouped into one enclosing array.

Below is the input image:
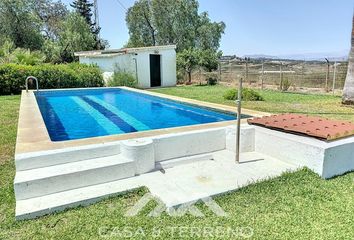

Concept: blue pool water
[[35, 88, 236, 141]]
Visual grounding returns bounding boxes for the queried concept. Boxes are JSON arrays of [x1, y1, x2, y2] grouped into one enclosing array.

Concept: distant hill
[[243, 50, 348, 61]]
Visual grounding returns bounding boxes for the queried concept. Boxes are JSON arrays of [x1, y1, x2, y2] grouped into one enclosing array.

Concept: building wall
[[78, 48, 176, 88]]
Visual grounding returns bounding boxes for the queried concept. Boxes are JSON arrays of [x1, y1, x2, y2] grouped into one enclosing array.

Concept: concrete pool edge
[[15, 87, 268, 155]]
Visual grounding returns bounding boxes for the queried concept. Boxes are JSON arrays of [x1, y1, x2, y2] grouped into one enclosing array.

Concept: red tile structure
[[247, 114, 354, 141]]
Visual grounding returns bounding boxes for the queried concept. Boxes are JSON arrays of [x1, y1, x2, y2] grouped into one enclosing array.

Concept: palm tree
[[342, 14, 354, 104]]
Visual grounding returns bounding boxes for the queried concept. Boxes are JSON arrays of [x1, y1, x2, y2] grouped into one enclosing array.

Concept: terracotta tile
[[248, 113, 354, 141]]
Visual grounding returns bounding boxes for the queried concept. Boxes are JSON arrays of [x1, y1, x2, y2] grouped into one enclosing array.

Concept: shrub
[[0, 63, 104, 95], [281, 78, 292, 91], [107, 71, 137, 88], [206, 77, 218, 86], [0, 40, 45, 65], [223, 88, 264, 101]]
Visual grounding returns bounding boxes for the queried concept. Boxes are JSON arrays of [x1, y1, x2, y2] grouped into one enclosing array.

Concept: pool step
[[14, 154, 135, 200], [15, 175, 143, 220], [15, 142, 121, 171], [155, 153, 214, 170]]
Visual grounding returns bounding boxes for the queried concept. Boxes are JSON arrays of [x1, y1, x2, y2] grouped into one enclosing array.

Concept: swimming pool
[[35, 88, 236, 141]]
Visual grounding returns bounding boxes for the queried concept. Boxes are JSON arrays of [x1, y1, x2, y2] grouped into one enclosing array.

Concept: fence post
[[261, 60, 264, 90], [301, 60, 305, 88], [279, 62, 283, 91], [245, 60, 249, 85], [332, 61, 337, 95], [325, 58, 329, 92]]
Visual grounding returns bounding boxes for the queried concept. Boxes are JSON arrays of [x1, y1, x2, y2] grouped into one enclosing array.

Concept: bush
[[207, 77, 218, 86], [281, 78, 292, 91], [0, 63, 104, 95], [223, 88, 264, 101], [107, 71, 137, 88]]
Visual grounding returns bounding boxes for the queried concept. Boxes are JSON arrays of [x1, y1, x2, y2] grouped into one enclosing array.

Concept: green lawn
[[151, 85, 354, 121], [1, 88, 354, 239]]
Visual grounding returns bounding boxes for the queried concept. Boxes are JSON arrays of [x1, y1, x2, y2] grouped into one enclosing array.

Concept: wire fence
[[193, 59, 348, 93]]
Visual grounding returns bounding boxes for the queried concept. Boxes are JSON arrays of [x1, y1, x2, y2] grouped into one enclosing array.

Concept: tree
[[71, 0, 105, 50], [198, 49, 222, 72], [196, 12, 226, 51], [126, 0, 225, 52], [33, 0, 69, 40], [57, 13, 96, 62], [0, 0, 44, 50], [177, 48, 201, 84], [343, 14, 354, 104], [150, 0, 200, 51], [125, 0, 156, 47], [177, 48, 221, 84]]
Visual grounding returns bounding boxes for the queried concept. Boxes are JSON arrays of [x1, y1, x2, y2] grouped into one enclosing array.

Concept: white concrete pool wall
[[254, 126, 354, 179], [15, 126, 251, 171], [15, 123, 354, 179]]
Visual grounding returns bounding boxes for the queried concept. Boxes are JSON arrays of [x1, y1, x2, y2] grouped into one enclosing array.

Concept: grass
[[151, 85, 354, 121], [1, 89, 354, 239]]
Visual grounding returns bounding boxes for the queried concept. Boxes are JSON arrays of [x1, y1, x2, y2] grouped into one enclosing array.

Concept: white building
[[75, 45, 177, 88]]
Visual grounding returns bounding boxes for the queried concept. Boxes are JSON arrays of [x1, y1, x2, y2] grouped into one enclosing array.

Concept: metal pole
[[325, 58, 329, 92], [245, 61, 249, 85], [235, 77, 242, 164], [261, 60, 264, 90], [279, 62, 283, 91], [332, 61, 337, 95]]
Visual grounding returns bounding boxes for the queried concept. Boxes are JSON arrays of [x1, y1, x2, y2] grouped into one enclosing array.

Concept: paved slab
[[145, 151, 298, 207], [16, 150, 298, 220]]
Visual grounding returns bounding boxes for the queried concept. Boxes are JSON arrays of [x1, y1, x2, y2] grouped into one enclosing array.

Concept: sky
[[61, 0, 353, 56]]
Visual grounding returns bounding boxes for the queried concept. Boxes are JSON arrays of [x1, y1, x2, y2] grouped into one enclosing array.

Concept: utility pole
[[94, 0, 100, 39], [325, 58, 330, 92]]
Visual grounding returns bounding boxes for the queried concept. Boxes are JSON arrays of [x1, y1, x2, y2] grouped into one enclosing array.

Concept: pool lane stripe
[[71, 97, 124, 134], [86, 96, 150, 131], [37, 96, 69, 141], [80, 96, 137, 133]]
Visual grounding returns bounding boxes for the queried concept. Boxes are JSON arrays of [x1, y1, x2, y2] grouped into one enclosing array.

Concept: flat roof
[[74, 45, 177, 57]]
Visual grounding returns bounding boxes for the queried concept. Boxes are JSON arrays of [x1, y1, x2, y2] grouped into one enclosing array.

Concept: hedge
[[0, 63, 104, 95]]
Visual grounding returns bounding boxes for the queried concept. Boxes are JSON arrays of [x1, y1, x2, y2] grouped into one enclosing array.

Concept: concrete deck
[[16, 150, 297, 220]]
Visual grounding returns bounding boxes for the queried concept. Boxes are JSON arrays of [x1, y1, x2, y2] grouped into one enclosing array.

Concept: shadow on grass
[[274, 111, 354, 116]]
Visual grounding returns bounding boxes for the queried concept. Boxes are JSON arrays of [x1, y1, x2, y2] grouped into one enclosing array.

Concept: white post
[[235, 77, 242, 164], [121, 139, 155, 175]]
